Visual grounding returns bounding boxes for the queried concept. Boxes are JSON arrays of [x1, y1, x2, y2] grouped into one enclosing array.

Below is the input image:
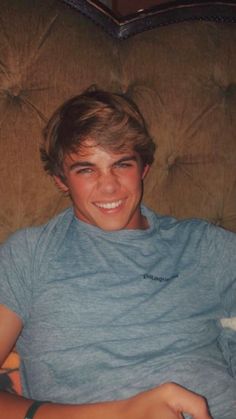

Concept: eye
[[75, 168, 94, 175]]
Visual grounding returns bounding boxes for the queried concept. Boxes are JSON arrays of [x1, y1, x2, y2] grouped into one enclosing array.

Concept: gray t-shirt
[[0, 206, 236, 418]]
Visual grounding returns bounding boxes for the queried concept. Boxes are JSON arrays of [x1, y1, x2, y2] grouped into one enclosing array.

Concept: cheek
[[123, 172, 143, 191], [70, 178, 96, 199]]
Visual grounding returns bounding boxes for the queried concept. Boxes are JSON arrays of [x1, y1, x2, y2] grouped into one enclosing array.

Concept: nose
[[98, 171, 120, 194]]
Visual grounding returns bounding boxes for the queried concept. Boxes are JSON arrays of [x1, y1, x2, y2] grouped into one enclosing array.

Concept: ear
[[53, 175, 69, 193], [141, 164, 150, 179]]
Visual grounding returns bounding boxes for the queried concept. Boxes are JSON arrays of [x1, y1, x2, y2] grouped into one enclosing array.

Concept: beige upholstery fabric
[[1, 0, 236, 238], [0, 1, 235, 329]]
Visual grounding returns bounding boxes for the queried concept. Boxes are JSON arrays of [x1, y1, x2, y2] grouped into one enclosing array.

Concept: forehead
[[63, 140, 138, 164]]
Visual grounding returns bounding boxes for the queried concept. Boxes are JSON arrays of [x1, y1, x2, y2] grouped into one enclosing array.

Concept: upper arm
[[0, 304, 23, 367]]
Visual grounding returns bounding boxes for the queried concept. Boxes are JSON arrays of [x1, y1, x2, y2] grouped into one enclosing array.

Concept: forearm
[[0, 383, 212, 419], [0, 391, 125, 419], [0, 392, 32, 419], [38, 399, 125, 419]]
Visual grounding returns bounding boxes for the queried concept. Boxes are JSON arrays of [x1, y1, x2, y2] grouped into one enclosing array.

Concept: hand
[[123, 382, 212, 419]]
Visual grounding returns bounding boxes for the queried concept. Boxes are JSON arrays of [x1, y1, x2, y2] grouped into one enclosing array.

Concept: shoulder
[[144, 205, 236, 250], [145, 205, 209, 237], [0, 208, 74, 258]]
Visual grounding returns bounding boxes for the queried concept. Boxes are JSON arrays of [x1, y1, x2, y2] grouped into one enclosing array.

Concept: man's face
[[54, 141, 150, 231]]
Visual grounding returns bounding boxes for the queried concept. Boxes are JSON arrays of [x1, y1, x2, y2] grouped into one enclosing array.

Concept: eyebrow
[[69, 161, 94, 171], [114, 155, 138, 164], [68, 155, 138, 172]]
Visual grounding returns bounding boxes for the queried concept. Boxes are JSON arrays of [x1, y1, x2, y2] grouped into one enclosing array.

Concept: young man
[[0, 89, 235, 418]]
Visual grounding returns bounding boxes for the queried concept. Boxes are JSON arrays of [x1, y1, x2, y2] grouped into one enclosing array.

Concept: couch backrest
[[1, 0, 236, 243]]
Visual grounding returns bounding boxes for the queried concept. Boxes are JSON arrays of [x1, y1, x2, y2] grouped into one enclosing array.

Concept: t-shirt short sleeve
[[203, 223, 236, 318], [0, 229, 34, 323]]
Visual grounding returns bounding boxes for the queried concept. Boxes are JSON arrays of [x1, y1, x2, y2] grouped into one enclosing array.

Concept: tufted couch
[[0, 0, 236, 394]]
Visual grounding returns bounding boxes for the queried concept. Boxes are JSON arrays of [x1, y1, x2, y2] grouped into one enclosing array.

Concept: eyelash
[[76, 168, 93, 174]]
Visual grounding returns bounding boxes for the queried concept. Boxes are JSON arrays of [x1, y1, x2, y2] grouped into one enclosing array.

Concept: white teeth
[[96, 200, 123, 209]]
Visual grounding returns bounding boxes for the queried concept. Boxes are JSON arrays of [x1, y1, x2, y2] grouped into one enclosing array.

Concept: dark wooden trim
[[62, 0, 236, 39]]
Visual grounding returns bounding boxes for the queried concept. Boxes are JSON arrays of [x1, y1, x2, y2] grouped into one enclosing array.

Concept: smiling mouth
[[94, 199, 124, 209]]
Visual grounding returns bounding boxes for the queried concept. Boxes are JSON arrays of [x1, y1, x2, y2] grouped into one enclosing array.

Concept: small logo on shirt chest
[[143, 273, 178, 282]]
